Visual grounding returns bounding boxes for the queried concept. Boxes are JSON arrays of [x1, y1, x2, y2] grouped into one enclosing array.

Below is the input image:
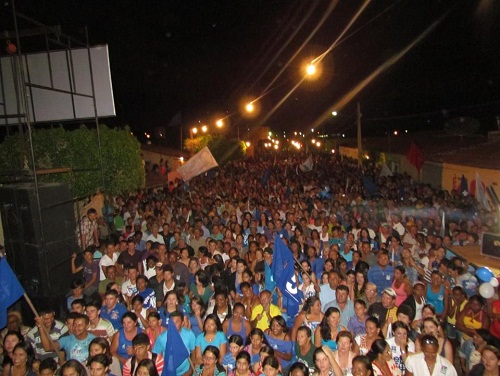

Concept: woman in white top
[[331, 331, 356, 376], [405, 334, 457, 376], [385, 321, 414, 373]]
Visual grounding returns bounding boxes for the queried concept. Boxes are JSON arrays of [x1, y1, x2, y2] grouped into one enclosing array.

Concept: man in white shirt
[[99, 241, 119, 281]]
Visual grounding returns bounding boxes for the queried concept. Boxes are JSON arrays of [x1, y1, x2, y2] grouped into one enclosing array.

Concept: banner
[[0, 258, 25, 329], [176, 146, 218, 181], [299, 155, 313, 172]]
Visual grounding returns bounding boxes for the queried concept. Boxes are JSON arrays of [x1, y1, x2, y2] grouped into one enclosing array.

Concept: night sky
[[3, 0, 500, 143]]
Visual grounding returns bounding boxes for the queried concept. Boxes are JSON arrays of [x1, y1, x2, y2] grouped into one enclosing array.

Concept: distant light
[[342, 134, 345, 138], [192, 127, 198, 134], [202, 125, 208, 132], [246, 103, 254, 113], [332, 111, 338, 116], [274, 144, 278, 150], [216, 119, 223, 127], [306, 64, 316, 76], [331, 149, 335, 153], [311, 139, 316, 144], [294, 132, 297, 136], [405, 129, 408, 133], [393, 130, 398, 136], [275, 140, 279, 144], [268, 131, 272, 136], [159, 133, 163, 137], [146, 133, 151, 139], [180, 157, 184, 162], [316, 141, 321, 147], [311, 128, 314, 132], [245, 141, 251, 147], [299, 132, 302, 135]]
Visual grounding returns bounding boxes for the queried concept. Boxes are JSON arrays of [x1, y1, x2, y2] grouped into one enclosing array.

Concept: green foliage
[[0, 125, 144, 197], [184, 135, 245, 165]]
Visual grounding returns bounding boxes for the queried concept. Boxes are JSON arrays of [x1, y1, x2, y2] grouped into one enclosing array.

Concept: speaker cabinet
[[0, 183, 77, 298]]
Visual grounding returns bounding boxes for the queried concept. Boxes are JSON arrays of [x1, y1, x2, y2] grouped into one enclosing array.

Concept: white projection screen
[[0, 45, 115, 124]]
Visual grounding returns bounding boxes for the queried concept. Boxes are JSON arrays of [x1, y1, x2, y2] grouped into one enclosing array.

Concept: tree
[[184, 135, 245, 165], [0, 125, 144, 197]]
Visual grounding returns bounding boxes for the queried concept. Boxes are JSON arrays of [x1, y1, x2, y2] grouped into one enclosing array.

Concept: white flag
[[177, 146, 218, 181], [299, 155, 314, 172], [380, 163, 393, 177], [476, 172, 491, 211]]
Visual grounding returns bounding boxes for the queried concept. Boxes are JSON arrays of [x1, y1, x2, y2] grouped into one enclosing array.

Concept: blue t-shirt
[[153, 328, 196, 376], [222, 353, 236, 374], [100, 303, 128, 329], [59, 333, 96, 363], [367, 265, 394, 295], [195, 331, 226, 354]]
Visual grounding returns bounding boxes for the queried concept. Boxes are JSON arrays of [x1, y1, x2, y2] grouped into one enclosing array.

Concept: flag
[[0, 258, 25, 329], [264, 260, 276, 292], [362, 176, 378, 196], [299, 155, 313, 172], [271, 235, 301, 318], [407, 143, 424, 172], [176, 146, 218, 181], [166, 112, 182, 128], [163, 318, 189, 376], [380, 163, 392, 177], [475, 172, 491, 211], [440, 211, 445, 238], [460, 174, 469, 196]]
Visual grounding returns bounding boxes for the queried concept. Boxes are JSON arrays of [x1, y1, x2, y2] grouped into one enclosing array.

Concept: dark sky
[[4, 0, 500, 142]]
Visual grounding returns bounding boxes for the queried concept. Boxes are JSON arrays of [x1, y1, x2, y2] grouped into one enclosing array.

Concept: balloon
[[490, 277, 499, 288], [479, 283, 495, 299], [476, 267, 495, 282]]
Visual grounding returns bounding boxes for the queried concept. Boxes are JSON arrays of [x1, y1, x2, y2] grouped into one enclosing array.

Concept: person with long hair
[[111, 312, 142, 366], [294, 326, 315, 375], [367, 339, 401, 376], [87, 337, 122, 376], [467, 345, 500, 376], [243, 328, 269, 366], [385, 321, 414, 373], [289, 362, 310, 376], [158, 291, 190, 328], [265, 316, 293, 373], [228, 351, 254, 376], [291, 297, 323, 341], [314, 308, 346, 351], [194, 346, 226, 376], [190, 270, 212, 305], [3, 342, 36, 376], [194, 314, 227, 365], [145, 312, 165, 347], [1, 331, 24, 372], [60, 360, 87, 376], [331, 331, 356, 376], [189, 296, 207, 337], [262, 356, 280, 376], [134, 359, 159, 376], [223, 303, 251, 344], [311, 346, 342, 376], [390, 266, 412, 307], [405, 335, 457, 376], [415, 317, 453, 364], [207, 290, 233, 324], [222, 335, 244, 374], [354, 317, 383, 356]]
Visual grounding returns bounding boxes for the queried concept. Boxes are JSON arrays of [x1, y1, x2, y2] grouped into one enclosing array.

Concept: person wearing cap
[[368, 288, 398, 329], [367, 250, 394, 295]]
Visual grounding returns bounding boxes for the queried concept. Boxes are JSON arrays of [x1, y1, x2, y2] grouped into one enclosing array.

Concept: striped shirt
[[26, 320, 69, 360]]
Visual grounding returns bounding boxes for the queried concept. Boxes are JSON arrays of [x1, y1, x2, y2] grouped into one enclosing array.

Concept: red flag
[[407, 143, 424, 172]]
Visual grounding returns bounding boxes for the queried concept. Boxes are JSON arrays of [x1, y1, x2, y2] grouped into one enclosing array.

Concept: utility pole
[[357, 102, 362, 166]]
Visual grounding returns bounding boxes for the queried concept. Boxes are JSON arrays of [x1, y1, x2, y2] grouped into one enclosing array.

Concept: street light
[[245, 141, 251, 147], [216, 119, 223, 128], [245, 103, 254, 113], [306, 63, 316, 76], [201, 125, 208, 133]]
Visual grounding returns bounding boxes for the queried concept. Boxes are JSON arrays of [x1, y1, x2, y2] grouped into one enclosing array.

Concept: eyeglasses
[[203, 356, 216, 361]]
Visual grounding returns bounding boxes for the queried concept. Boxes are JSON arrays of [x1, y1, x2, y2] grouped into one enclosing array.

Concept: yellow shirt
[[250, 304, 281, 331]]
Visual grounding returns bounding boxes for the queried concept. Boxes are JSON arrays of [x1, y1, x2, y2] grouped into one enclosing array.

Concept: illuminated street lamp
[[316, 141, 321, 147], [332, 111, 338, 116], [306, 63, 316, 76], [246, 102, 254, 113], [201, 125, 208, 133], [216, 119, 223, 128], [245, 141, 251, 147]]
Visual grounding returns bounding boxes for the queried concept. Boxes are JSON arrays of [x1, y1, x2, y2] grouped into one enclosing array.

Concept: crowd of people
[[1, 153, 500, 376]]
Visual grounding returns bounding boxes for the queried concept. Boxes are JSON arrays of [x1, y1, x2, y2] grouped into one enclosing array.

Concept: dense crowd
[[1, 154, 500, 376]]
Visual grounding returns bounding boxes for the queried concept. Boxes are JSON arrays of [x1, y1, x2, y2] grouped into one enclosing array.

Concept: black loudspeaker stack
[[0, 183, 77, 301]]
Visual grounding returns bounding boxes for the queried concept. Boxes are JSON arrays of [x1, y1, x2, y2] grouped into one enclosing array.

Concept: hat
[[381, 223, 390, 228], [413, 281, 425, 288], [383, 288, 397, 298], [263, 247, 273, 255]]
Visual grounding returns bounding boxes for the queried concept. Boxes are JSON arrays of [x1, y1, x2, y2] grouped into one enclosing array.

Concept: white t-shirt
[[405, 352, 457, 376], [98, 252, 119, 281], [122, 279, 138, 298], [146, 233, 165, 244]]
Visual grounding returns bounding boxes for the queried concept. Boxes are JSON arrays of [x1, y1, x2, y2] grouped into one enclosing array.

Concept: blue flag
[[0, 258, 25, 329], [163, 317, 190, 376], [271, 235, 301, 318]]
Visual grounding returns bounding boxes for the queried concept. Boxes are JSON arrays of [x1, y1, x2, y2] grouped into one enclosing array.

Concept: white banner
[[176, 146, 218, 181]]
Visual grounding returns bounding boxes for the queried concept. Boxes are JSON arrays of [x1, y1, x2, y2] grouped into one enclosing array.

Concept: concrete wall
[[441, 163, 500, 193], [141, 148, 183, 171], [422, 161, 443, 189]]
